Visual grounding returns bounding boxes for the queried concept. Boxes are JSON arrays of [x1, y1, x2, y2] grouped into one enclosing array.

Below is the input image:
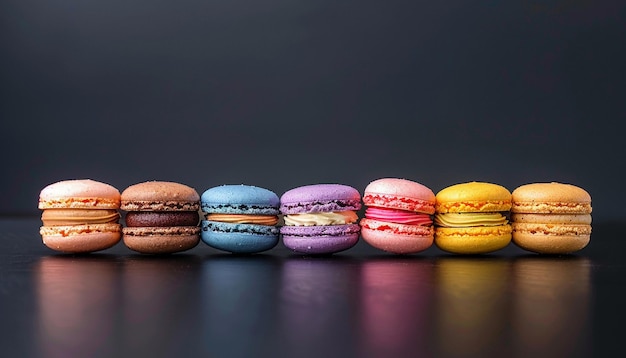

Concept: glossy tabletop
[[1, 217, 622, 358]]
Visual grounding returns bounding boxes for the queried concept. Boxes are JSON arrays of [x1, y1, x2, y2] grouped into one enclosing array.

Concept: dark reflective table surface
[[1, 218, 622, 357]]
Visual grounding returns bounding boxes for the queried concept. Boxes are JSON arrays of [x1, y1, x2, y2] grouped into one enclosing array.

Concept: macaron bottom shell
[[435, 226, 512, 254], [201, 220, 279, 254], [280, 224, 360, 254], [512, 232, 590, 254], [122, 227, 200, 254], [360, 217, 434, 254], [41, 228, 121, 253], [361, 228, 433, 254], [201, 231, 278, 254], [282, 233, 359, 255]]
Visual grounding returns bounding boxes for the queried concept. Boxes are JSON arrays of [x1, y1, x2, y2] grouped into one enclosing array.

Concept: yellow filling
[[435, 212, 508, 228]]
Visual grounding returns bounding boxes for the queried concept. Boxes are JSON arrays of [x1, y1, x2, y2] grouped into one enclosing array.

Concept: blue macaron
[[200, 185, 280, 254]]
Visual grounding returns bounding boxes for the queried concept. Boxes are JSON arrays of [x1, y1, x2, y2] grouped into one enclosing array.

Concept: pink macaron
[[360, 178, 436, 254]]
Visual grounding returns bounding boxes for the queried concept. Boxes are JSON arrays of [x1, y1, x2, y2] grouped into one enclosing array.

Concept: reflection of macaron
[[360, 178, 435, 254], [38, 179, 122, 253], [37, 256, 119, 357], [361, 258, 433, 356], [434, 182, 512, 254], [512, 257, 591, 356], [121, 181, 200, 254], [280, 184, 361, 254], [511, 182, 592, 254], [200, 185, 280, 254], [435, 257, 511, 356]]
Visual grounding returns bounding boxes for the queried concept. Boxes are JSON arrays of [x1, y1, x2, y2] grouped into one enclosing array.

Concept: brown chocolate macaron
[[121, 181, 200, 254]]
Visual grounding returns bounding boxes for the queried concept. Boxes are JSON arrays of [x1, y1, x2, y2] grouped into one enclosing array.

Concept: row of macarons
[[38, 178, 592, 256]]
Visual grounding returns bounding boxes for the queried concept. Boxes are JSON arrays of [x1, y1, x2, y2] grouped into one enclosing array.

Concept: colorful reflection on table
[[35, 256, 121, 358], [202, 255, 282, 357], [512, 256, 591, 357], [434, 257, 512, 357], [358, 256, 434, 357], [33, 249, 594, 358], [279, 256, 361, 358], [121, 255, 203, 356]]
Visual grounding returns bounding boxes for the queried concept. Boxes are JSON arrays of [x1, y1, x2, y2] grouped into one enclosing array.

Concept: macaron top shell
[[436, 182, 512, 213], [201, 185, 280, 215], [121, 181, 200, 211], [363, 178, 435, 214], [39, 179, 121, 209], [280, 184, 362, 214], [511, 182, 592, 214]]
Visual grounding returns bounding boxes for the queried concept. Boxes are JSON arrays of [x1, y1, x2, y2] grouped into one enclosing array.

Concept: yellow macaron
[[511, 182, 592, 254], [434, 182, 512, 254]]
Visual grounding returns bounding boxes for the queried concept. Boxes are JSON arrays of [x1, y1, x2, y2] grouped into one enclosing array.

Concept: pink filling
[[365, 207, 432, 226]]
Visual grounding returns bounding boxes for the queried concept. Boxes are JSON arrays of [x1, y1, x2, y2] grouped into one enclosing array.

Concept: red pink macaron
[[360, 178, 436, 254]]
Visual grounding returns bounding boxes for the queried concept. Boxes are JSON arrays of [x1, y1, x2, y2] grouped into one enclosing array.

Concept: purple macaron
[[280, 184, 362, 254]]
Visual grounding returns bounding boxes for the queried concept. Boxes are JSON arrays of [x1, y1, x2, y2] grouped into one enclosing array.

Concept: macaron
[[511, 182, 592, 254], [38, 179, 122, 253], [280, 184, 361, 255], [121, 181, 200, 254], [360, 178, 436, 254], [200, 184, 280, 254], [434, 182, 512, 254]]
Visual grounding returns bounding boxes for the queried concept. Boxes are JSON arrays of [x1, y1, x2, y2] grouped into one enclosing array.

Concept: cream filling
[[284, 211, 358, 226], [41, 209, 120, 226], [435, 212, 508, 228], [205, 214, 279, 226]]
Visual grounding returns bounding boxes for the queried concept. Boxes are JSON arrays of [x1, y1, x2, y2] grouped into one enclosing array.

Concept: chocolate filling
[[125, 211, 199, 227]]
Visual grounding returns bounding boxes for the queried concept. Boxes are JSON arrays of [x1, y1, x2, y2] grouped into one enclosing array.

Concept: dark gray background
[[1, 1, 624, 220]]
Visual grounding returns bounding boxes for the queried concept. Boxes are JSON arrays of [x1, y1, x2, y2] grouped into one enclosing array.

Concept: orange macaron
[[511, 182, 592, 254], [38, 179, 122, 253]]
